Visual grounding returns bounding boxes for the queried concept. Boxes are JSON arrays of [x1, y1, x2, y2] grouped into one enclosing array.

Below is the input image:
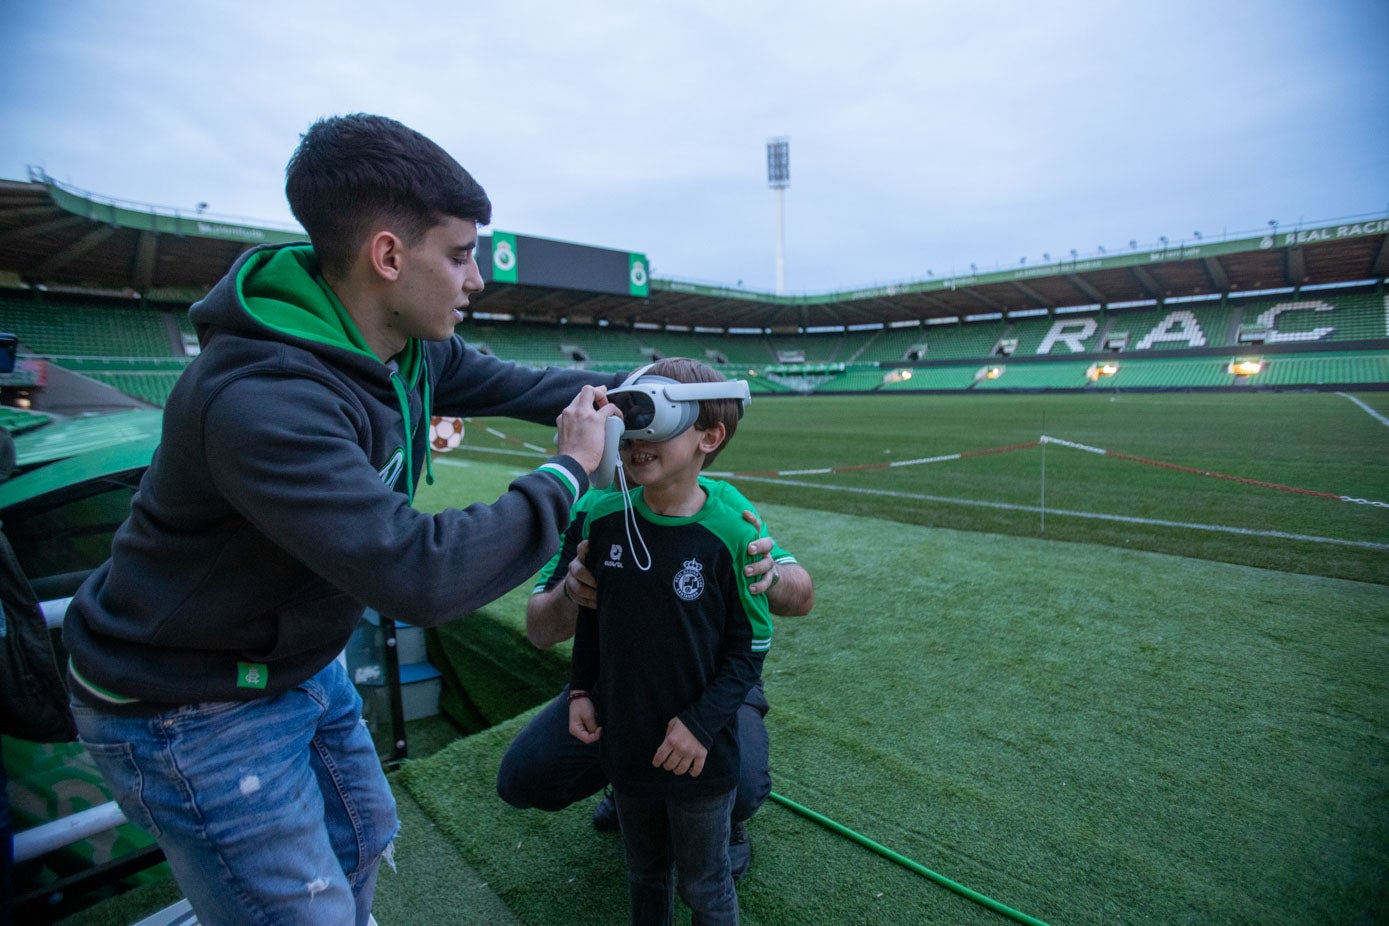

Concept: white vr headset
[[606, 363, 752, 442]]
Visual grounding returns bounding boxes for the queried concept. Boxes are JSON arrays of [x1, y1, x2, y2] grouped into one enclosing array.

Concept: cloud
[[1, 0, 1385, 293]]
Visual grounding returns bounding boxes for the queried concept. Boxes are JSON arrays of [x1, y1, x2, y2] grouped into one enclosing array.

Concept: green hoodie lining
[[237, 245, 431, 498]]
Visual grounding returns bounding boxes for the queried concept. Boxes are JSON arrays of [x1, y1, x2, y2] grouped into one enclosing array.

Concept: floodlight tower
[[766, 136, 790, 295]]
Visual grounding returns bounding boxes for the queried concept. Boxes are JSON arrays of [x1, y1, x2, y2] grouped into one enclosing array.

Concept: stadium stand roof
[[2, 170, 1386, 331]]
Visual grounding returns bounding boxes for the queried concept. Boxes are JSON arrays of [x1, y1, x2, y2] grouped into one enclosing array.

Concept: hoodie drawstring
[[421, 360, 435, 486], [390, 349, 434, 502], [389, 373, 416, 504]]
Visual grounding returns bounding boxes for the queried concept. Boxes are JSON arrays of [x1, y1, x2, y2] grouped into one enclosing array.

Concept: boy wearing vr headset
[[543, 358, 773, 924], [499, 388, 813, 883]]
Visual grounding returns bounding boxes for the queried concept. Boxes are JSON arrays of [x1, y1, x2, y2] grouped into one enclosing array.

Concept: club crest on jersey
[[673, 558, 705, 601], [605, 544, 624, 568]]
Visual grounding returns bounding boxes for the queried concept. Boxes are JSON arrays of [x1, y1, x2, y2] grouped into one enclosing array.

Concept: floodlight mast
[[767, 137, 790, 295]]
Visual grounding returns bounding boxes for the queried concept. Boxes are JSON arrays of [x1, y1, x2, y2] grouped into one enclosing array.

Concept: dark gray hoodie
[[64, 243, 622, 707]]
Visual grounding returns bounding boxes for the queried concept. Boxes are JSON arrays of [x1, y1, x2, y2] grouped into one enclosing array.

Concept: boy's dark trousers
[[613, 787, 739, 925]]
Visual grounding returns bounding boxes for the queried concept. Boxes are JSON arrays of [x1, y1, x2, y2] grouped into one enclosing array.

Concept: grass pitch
[[386, 391, 1387, 925], [388, 490, 1387, 925], [456, 390, 1389, 585], [61, 391, 1388, 925]]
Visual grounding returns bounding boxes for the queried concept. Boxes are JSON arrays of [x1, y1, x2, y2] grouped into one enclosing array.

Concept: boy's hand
[[652, 717, 707, 777], [568, 696, 602, 744]]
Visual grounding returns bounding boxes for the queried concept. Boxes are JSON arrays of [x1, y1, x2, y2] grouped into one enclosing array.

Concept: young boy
[[61, 113, 624, 924], [558, 358, 771, 924]]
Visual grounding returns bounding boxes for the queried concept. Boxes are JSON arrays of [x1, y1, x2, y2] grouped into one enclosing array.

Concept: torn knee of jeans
[[381, 837, 398, 874], [305, 876, 331, 899]]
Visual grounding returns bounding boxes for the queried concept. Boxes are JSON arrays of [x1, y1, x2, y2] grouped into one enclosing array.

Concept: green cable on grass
[[768, 791, 1053, 926]]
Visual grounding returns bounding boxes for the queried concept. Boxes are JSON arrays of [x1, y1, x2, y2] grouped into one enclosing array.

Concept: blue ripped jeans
[[70, 659, 397, 925]]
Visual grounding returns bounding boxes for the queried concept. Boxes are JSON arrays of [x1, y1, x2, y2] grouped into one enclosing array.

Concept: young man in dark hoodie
[[61, 113, 626, 924]]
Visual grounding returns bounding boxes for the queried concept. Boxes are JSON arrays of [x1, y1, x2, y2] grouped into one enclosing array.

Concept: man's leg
[[728, 681, 772, 881], [309, 660, 400, 923], [732, 681, 771, 823], [71, 662, 396, 925], [496, 684, 608, 811]]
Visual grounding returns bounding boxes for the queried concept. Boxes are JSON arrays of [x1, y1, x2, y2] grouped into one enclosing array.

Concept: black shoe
[[592, 787, 620, 832], [729, 820, 750, 882]]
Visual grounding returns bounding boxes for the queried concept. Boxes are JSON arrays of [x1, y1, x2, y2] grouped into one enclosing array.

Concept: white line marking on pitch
[[730, 474, 1389, 551], [1336, 392, 1389, 429], [439, 446, 1387, 551]]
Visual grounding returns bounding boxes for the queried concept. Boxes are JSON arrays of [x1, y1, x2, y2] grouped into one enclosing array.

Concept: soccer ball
[[429, 416, 464, 451]]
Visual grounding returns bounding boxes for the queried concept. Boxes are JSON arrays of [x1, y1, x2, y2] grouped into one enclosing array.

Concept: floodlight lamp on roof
[[1086, 362, 1119, 381]]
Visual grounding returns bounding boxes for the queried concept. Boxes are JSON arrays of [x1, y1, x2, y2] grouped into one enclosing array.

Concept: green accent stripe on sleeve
[[538, 462, 580, 499]]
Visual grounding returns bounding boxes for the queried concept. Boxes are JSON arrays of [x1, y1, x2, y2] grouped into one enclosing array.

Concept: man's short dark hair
[[285, 113, 493, 277]]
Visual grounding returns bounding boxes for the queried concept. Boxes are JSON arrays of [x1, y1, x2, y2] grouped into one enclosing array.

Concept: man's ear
[[367, 230, 405, 282]]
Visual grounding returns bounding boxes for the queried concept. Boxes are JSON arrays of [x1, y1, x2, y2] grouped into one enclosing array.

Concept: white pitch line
[[1038, 435, 1106, 454], [463, 441, 555, 458], [1336, 392, 1389, 429], [446, 444, 1387, 548], [890, 453, 963, 467], [726, 474, 1389, 551], [435, 446, 544, 461]]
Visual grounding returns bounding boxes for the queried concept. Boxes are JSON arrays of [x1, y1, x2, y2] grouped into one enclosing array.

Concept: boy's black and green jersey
[[547, 477, 774, 799]]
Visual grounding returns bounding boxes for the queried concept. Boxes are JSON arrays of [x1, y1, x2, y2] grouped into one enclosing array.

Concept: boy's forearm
[[679, 651, 763, 747]]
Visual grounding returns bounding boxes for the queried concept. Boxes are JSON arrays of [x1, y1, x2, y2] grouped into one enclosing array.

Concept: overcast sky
[[2, 1, 1385, 294]]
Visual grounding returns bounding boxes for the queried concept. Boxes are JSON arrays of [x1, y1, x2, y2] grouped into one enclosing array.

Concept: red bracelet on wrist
[[567, 689, 591, 703]]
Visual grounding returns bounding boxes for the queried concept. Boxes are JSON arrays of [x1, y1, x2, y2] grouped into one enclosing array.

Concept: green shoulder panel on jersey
[[695, 479, 775, 653], [700, 476, 795, 564]]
